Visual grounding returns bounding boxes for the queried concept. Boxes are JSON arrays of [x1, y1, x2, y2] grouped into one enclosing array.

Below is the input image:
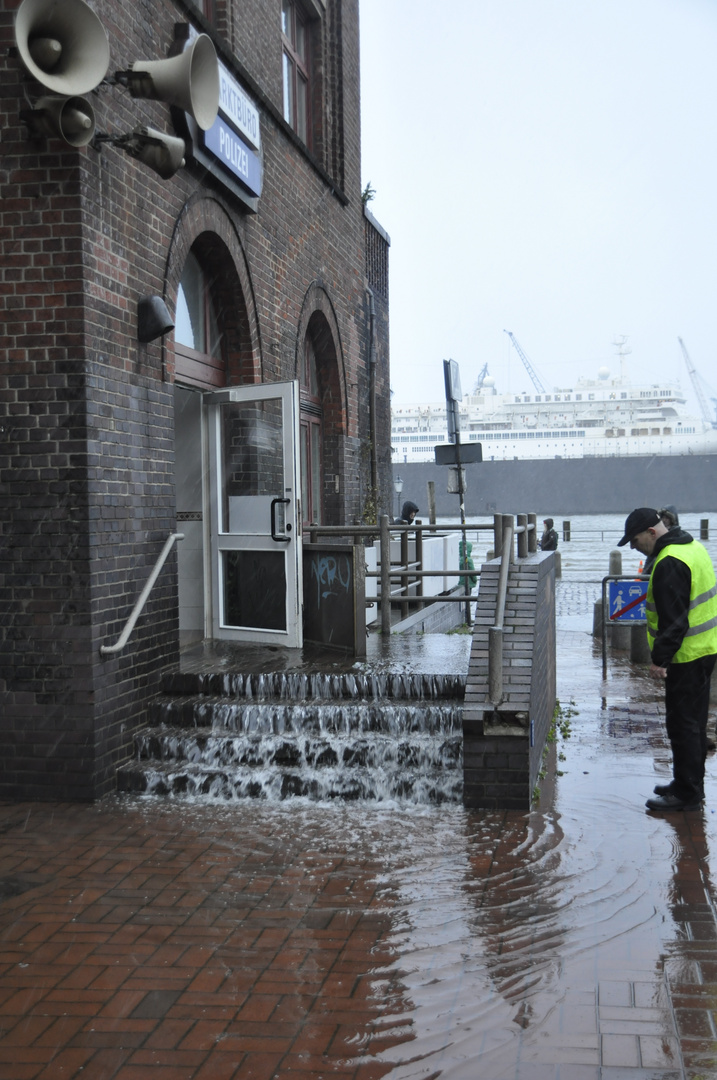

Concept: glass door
[[206, 382, 303, 646]]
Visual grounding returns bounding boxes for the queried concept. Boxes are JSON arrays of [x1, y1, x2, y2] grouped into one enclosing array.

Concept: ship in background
[[392, 335, 717, 464]]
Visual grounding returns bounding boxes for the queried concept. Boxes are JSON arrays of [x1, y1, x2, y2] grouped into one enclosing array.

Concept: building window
[[282, 0, 310, 144], [175, 249, 225, 387], [300, 335, 322, 525]]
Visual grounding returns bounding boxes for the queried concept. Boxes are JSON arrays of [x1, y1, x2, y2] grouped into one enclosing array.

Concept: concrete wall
[[463, 552, 556, 809], [396, 456, 717, 518]]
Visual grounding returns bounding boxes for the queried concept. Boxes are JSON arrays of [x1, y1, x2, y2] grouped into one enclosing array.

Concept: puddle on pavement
[[3, 577, 717, 1076]]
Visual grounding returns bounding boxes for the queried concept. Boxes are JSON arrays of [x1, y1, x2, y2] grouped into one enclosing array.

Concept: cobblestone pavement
[[2, 585, 717, 1079]]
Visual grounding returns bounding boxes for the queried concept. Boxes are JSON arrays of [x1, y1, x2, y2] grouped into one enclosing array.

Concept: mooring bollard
[[609, 549, 622, 576], [630, 622, 651, 664]]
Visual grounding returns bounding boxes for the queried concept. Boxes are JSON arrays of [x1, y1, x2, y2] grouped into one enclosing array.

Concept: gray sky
[[359, 0, 717, 417]]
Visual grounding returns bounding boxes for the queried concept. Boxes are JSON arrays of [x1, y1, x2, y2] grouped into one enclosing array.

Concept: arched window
[[175, 249, 225, 388], [300, 335, 322, 525]]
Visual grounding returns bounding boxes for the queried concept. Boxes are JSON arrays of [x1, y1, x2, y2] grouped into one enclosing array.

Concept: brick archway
[[296, 283, 347, 524], [163, 194, 262, 387]]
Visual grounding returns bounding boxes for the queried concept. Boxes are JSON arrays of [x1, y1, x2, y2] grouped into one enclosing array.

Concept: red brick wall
[[0, 0, 391, 799]]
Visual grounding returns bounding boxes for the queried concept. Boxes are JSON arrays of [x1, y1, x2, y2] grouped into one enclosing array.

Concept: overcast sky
[[359, 0, 717, 417]]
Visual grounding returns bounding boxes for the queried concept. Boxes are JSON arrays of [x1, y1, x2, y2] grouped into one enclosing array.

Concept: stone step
[[160, 670, 467, 702], [132, 725, 463, 769], [117, 755, 463, 803], [147, 697, 464, 736]]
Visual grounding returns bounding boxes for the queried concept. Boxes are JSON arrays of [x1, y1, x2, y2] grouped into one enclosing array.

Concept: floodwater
[[2, 513, 717, 1078]]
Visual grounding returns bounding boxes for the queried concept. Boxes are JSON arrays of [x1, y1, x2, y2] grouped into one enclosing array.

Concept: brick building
[[1, 0, 391, 799]]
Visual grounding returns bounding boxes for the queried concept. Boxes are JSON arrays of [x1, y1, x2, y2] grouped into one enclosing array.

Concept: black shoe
[[646, 793, 702, 811], [653, 782, 674, 796]]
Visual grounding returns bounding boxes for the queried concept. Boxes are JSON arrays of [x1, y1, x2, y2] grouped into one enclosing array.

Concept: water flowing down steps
[[118, 669, 467, 803]]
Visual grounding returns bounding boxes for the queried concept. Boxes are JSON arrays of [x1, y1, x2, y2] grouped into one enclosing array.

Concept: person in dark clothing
[[394, 500, 419, 525], [540, 518, 558, 551], [618, 507, 717, 811], [642, 506, 680, 576]]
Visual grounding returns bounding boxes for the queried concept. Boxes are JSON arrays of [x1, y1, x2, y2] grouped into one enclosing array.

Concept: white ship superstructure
[[392, 369, 717, 463]]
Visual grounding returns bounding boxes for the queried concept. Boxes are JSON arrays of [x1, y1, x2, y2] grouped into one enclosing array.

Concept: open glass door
[[206, 382, 303, 646]]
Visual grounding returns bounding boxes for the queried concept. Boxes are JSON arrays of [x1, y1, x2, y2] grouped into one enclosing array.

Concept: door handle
[[270, 498, 291, 542]]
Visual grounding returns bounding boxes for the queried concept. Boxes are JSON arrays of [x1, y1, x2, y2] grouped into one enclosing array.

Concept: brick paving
[[1, 587, 717, 1078]]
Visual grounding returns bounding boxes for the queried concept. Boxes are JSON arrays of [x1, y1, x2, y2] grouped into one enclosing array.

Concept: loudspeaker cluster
[[13, 0, 220, 178]]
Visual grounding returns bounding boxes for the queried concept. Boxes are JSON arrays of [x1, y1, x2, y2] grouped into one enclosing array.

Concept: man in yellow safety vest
[[618, 507, 717, 811]]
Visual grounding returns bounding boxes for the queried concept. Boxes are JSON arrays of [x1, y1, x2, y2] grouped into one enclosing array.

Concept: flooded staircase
[[118, 668, 466, 803]]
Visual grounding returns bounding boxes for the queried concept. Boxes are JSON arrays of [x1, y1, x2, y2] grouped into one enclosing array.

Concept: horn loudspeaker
[[14, 0, 110, 95], [127, 34, 219, 131], [29, 94, 96, 145]]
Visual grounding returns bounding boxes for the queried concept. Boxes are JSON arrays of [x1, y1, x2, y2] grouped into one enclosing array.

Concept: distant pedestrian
[[540, 518, 558, 551], [394, 500, 419, 525], [618, 507, 717, 811]]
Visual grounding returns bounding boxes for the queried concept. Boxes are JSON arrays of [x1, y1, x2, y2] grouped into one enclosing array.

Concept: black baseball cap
[[617, 507, 661, 547]]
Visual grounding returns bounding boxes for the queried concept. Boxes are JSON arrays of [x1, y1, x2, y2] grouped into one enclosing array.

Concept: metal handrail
[[489, 524, 515, 705], [100, 532, 185, 656]]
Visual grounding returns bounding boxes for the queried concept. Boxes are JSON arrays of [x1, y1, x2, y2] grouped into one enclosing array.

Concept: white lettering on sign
[[218, 64, 261, 150], [219, 126, 249, 178]]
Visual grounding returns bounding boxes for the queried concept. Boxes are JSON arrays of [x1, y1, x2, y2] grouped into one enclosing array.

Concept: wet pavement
[[2, 582, 717, 1078]]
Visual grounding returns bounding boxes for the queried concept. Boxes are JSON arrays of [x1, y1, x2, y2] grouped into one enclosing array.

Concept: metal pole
[[416, 524, 423, 602], [380, 514, 391, 635], [400, 528, 409, 620], [454, 434, 472, 624], [602, 575, 608, 680]]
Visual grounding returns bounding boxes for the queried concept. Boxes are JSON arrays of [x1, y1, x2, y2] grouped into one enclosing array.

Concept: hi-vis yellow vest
[[646, 541, 717, 662]]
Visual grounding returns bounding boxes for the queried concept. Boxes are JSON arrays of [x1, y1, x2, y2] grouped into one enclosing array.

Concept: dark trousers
[[664, 653, 717, 803]]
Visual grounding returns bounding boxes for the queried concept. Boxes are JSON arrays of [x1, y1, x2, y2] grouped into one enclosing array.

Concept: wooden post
[[427, 481, 436, 524], [528, 512, 537, 553], [503, 514, 514, 562], [517, 513, 528, 559], [493, 513, 503, 559]]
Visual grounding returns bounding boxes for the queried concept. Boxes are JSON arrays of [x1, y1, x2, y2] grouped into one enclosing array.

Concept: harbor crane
[[677, 337, 717, 428], [473, 362, 489, 393], [504, 330, 547, 394]]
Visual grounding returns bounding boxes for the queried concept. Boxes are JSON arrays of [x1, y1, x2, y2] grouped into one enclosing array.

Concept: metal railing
[[308, 512, 540, 641], [489, 513, 539, 705], [100, 532, 184, 656]]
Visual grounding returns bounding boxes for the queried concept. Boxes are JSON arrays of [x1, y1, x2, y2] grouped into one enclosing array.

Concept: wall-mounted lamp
[[137, 296, 174, 343]]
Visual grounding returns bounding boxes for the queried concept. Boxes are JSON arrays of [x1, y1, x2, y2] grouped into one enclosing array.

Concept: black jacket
[[394, 500, 419, 525], [540, 528, 558, 551], [647, 526, 695, 667]]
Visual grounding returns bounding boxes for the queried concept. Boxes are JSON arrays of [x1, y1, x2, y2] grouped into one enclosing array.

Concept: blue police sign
[[204, 116, 262, 197]]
